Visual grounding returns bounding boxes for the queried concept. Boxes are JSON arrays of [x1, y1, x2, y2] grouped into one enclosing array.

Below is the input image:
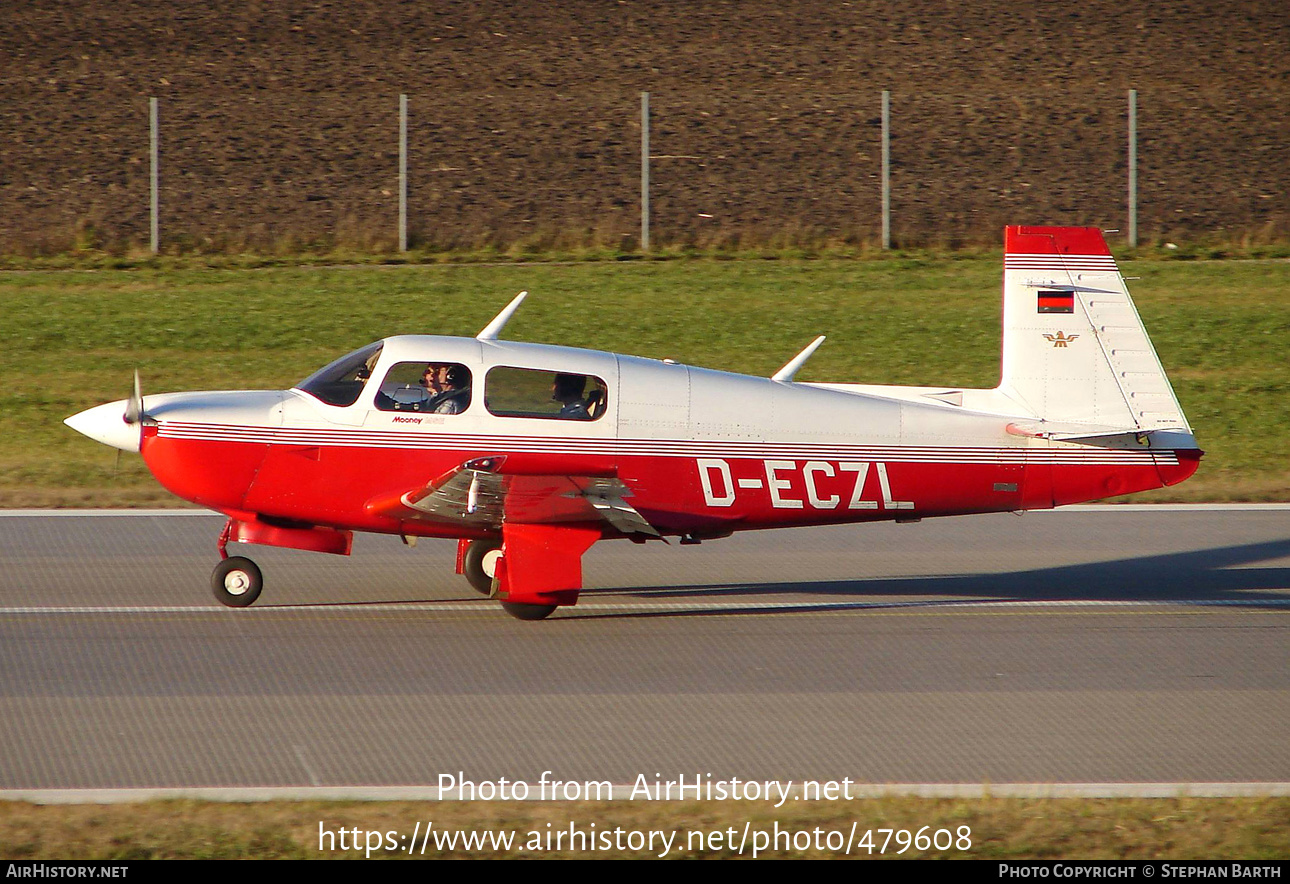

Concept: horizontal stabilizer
[[1006, 420, 1139, 440], [1008, 421, 1197, 452]]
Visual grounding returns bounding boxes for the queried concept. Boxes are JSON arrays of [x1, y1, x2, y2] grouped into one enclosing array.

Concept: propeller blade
[[124, 370, 143, 425]]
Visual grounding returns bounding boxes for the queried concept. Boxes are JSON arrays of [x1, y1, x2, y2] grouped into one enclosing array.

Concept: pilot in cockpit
[[375, 362, 471, 413], [427, 364, 471, 414]]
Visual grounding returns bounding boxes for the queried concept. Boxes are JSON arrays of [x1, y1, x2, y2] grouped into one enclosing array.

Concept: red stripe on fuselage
[[139, 431, 1188, 537]]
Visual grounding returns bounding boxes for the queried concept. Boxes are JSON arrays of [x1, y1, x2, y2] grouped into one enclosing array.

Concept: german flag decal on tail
[[1037, 290, 1075, 314]]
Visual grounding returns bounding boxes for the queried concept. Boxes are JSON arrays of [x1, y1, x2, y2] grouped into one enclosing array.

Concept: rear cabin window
[[375, 362, 472, 414], [296, 341, 383, 407], [484, 367, 607, 421]]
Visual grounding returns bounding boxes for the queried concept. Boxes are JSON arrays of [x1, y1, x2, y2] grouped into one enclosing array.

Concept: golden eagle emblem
[[1043, 331, 1080, 348]]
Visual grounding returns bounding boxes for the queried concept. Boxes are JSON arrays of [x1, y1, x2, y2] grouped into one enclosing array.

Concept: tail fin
[[998, 226, 1191, 435]]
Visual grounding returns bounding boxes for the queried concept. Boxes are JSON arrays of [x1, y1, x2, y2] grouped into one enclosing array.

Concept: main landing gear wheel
[[211, 556, 263, 607], [500, 601, 559, 621], [462, 538, 503, 596]]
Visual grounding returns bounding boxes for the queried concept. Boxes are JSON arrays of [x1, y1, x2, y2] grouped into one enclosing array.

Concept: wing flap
[[366, 460, 660, 537]]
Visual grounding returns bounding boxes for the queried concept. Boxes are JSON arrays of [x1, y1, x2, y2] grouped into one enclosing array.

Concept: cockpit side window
[[296, 341, 383, 407], [375, 362, 473, 414], [484, 367, 607, 421]]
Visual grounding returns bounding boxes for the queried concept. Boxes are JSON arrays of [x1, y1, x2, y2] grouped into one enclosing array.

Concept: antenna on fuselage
[[476, 291, 528, 341], [771, 335, 826, 382]]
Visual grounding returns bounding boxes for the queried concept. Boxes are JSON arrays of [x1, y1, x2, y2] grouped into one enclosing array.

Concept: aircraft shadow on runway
[[567, 537, 1290, 620]]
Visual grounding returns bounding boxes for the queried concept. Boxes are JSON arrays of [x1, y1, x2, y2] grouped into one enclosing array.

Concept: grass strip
[[1, 798, 1286, 860], [4, 257, 1287, 505]]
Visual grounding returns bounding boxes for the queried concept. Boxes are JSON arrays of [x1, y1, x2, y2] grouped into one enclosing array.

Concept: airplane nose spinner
[[66, 371, 153, 453], [64, 400, 143, 452]]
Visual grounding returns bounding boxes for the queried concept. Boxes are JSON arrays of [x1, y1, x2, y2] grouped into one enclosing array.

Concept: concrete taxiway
[[0, 506, 1286, 796]]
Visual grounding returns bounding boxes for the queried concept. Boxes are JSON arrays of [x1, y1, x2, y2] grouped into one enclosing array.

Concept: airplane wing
[[365, 458, 661, 538]]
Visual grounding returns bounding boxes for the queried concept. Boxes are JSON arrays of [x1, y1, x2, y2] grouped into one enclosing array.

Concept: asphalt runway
[[0, 507, 1287, 794]]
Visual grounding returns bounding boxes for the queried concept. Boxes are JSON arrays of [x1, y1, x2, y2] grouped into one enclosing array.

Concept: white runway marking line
[[2, 782, 1288, 804], [1, 598, 1288, 615]]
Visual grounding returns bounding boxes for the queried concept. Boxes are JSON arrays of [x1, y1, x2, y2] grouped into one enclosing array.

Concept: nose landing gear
[[212, 518, 262, 607]]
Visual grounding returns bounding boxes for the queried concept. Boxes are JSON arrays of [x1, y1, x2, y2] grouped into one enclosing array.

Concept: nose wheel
[[212, 556, 263, 607]]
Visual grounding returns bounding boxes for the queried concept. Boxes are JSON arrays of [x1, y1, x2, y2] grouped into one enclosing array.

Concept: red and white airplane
[[66, 226, 1200, 620]]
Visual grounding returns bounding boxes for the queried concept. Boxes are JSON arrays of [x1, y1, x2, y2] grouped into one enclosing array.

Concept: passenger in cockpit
[[551, 373, 590, 419]]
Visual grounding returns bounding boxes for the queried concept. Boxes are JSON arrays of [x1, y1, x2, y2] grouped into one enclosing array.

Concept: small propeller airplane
[[65, 226, 1201, 620]]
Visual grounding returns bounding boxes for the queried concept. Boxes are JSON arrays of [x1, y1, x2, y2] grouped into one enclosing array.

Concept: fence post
[[149, 97, 159, 254], [1127, 89, 1138, 248], [399, 94, 408, 252], [881, 90, 890, 250], [641, 91, 650, 252]]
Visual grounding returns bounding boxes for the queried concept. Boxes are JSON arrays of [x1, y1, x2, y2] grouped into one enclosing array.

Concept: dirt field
[[2, 1, 1287, 254]]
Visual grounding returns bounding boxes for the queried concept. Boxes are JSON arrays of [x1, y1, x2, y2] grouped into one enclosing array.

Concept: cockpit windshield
[[296, 341, 383, 407]]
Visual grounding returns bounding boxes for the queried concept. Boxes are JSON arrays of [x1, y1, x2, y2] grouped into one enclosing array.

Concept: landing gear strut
[[211, 556, 263, 607]]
